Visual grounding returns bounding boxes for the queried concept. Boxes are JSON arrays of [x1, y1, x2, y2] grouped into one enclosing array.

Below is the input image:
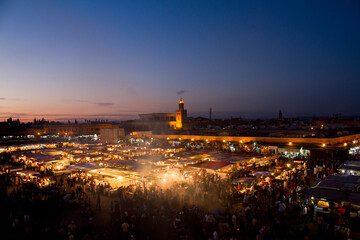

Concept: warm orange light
[[344, 143, 347, 146], [289, 142, 292, 145], [223, 140, 226, 143], [205, 139, 208, 142], [240, 140, 243, 143], [191, 138, 194, 141], [322, 143, 326, 147]]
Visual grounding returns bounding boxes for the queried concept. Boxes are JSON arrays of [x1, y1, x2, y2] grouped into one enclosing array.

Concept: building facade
[[100, 127, 125, 143], [43, 123, 118, 136], [125, 99, 189, 132]]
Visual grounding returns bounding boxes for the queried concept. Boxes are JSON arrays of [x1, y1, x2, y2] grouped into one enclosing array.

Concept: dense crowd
[[0, 150, 358, 240]]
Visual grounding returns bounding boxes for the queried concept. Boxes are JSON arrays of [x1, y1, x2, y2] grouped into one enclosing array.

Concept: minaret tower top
[[178, 98, 184, 110]]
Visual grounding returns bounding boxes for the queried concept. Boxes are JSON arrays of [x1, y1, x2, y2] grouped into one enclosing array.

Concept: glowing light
[[162, 179, 166, 182], [167, 137, 170, 140], [117, 176, 123, 180], [344, 143, 347, 146], [205, 139, 208, 142], [191, 138, 194, 141], [287, 164, 290, 167], [179, 138, 181, 140], [240, 140, 243, 143], [322, 143, 326, 147], [223, 140, 226, 143], [289, 142, 292, 145]]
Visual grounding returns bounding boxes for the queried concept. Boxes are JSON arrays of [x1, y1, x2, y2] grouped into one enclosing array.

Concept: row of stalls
[[67, 162, 143, 191], [338, 161, 360, 176], [3, 141, 300, 193], [299, 174, 360, 232], [14, 170, 56, 187]]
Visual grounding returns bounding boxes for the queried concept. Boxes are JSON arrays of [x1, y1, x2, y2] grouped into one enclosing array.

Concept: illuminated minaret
[[175, 98, 188, 130]]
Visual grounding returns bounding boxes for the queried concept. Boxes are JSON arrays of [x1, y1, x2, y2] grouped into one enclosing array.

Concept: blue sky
[[0, 0, 359, 121]]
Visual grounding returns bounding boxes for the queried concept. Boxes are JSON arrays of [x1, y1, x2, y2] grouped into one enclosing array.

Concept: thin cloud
[[93, 102, 113, 107], [0, 112, 30, 116], [87, 113, 137, 117], [76, 100, 114, 107], [0, 112, 138, 121], [0, 98, 25, 101], [177, 90, 186, 95], [117, 109, 142, 113]]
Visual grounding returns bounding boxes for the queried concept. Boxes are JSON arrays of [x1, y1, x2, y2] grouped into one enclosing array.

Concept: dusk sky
[[1, 0, 359, 122]]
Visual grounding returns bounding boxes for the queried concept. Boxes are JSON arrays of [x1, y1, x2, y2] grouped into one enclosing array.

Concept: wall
[[153, 134, 360, 147]]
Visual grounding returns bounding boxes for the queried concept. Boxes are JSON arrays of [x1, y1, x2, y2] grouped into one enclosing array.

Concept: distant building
[[100, 127, 125, 143], [131, 131, 153, 138], [124, 99, 189, 132], [139, 113, 176, 127], [43, 123, 117, 136]]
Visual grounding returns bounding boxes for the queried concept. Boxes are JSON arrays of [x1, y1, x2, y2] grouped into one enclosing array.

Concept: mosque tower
[[175, 98, 189, 130]]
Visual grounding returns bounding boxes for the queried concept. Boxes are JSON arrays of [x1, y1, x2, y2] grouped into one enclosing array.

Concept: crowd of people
[[0, 149, 358, 240]]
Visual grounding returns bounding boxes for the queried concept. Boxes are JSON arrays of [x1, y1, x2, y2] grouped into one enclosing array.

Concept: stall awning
[[249, 171, 272, 177], [231, 177, 256, 184], [66, 163, 102, 172], [189, 161, 231, 170]]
